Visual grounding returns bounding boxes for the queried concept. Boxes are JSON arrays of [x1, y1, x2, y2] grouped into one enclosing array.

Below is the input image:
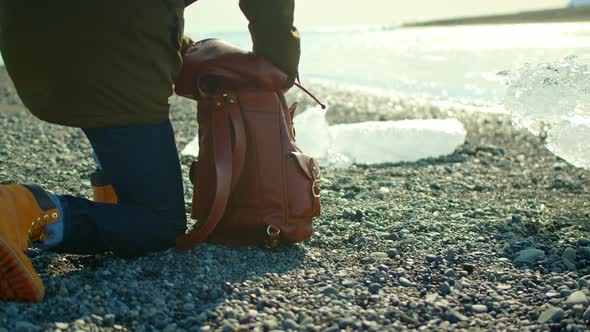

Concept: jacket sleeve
[[239, 0, 300, 87]]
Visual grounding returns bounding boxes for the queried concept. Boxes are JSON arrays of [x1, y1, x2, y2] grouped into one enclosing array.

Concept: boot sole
[[0, 239, 44, 302]]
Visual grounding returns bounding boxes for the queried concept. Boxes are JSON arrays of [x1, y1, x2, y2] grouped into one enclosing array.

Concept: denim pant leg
[[51, 121, 187, 257]]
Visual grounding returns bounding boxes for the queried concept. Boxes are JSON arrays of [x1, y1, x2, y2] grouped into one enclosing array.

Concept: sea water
[[2, 23, 588, 103], [3, 23, 589, 166]]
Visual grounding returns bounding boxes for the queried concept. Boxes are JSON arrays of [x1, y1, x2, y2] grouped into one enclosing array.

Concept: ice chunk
[[292, 105, 332, 159], [546, 116, 590, 169], [181, 135, 200, 156], [504, 55, 590, 135], [503, 56, 590, 169], [294, 106, 467, 167], [328, 119, 466, 165]]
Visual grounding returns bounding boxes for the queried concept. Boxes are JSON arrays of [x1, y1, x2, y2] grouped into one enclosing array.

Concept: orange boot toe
[[0, 184, 61, 302]]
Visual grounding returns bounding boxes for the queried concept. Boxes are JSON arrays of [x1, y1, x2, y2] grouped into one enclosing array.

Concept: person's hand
[[240, 0, 300, 88]]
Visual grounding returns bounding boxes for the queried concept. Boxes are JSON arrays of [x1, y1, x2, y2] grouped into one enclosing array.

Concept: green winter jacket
[[0, 0, 300, 128]]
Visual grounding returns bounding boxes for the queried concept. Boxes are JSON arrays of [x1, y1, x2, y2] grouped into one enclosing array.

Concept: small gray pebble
[[446, 310, 468, 323], [368, 283, 381, 294], [551, 266, 564, 273], [399, 277, 413, 287], [324, 326, 340, 332], [371, 252, 389, 260], [15, 321, 36, 331], [563, 258, 577, 271], [6, 304, 18, 316], [579, 247, 590, 260], [472, 305, 488, 313], [566, 291, 589, 307], [104, 314, 115, 327], [222, 322, 236, 332], [426, 254, 440, 263], [163, 324, 177, 332], [441, 282, 452, 295], [513, 249, 545, 263], [282, 319, 299, 331], [322, 286, 339, 296], [387, 249, 398, 258], [263, 319, 278, 329], [563, 247, 577, 262], [538, 307, 565, 324], [282, 312, 297, 322], [444, 269, 456, 278], [462, 264, 476, 274], [338, 317, 356, 328]]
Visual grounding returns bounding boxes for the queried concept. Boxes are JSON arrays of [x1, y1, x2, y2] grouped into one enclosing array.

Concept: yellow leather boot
[[90, 171, 118, 204], [0, 184, 61, 302], [90, 152, 117, 204]]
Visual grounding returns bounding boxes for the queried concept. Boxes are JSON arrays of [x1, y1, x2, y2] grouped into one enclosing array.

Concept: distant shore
[[404, 7, 590, 27]]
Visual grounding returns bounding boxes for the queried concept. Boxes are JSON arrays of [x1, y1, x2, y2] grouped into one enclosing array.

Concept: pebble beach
[[1, 67, 590, 331]]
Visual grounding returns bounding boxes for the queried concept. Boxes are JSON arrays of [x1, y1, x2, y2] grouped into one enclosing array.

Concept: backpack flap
[[290, 152, 320, 181], [175, 39, 288, 98]]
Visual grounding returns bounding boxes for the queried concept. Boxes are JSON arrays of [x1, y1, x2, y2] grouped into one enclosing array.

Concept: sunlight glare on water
[[299, 23, 590, 104], [2, 23, 589, 106]]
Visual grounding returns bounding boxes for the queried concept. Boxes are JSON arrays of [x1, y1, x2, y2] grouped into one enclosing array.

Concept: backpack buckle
[[222, 93, 235, 103], [266, 225, 281, 248], [266, 225, 281, 236], [312, 180, 321, 198]]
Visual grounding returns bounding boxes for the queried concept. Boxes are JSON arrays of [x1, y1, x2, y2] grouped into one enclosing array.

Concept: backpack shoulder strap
[[176, 94, 246, 251]]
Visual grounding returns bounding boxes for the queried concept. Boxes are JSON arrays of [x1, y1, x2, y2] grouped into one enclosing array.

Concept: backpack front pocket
[[286, 152, 321, 218]]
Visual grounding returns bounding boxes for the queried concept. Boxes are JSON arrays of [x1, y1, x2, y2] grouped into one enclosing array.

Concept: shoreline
[[403, 7, 590, 27]]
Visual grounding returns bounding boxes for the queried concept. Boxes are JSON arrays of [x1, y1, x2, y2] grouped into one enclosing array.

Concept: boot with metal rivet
[[0, 184, 62, 302]]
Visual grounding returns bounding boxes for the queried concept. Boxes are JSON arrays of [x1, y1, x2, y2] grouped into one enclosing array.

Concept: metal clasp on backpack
[[312, 180, 321, 198], [266, 225, 281, 236], [222, 93, 235, 104], [213, 93, 236, 108], [266, 225, 281, 248]]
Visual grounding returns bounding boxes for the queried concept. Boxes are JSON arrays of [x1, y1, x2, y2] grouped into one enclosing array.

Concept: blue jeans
[[51, 121, 187, 257]]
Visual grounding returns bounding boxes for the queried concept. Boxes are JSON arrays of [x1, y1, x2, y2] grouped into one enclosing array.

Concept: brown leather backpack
[[174, 39, 322, 251]]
